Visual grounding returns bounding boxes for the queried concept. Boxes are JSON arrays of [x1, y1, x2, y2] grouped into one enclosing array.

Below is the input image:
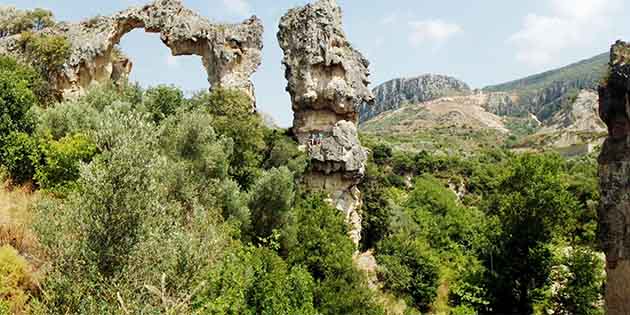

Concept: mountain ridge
[[361, 52, 609, 124]]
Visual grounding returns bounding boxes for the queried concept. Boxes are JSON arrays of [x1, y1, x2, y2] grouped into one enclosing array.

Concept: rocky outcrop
[[524, 90, 607, 149], [278, 0, 372, 245], [0, 0, 263, 104], [360, 74, 471, 123], [598, 40, 630, 315]]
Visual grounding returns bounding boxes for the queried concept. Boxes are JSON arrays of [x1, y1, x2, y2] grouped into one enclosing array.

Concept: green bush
[[32, 100, 100, 140], [263, 130, 307, 176], [248, 167, 294, 243], [34, 133, 97, 189], [372, 143, 393, 165], [195, 245, 317, 315], [192, 89, 265, 189], [0, 65, 37, 136], [18, 31, 70, 76], [0, 55, 48, 104], [143, 85, 185, 123], [376, 235, 440, 311], [552, 247, 605, 315], [0, 132, 40, 184], [285, 195, 384, 315]]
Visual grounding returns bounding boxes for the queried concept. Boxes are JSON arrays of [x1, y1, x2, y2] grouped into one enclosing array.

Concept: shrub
[[285, 195, 384, 315], [82, 82, 143, 112], [376, 235, 440, 311], [18, 32, 70, 77], [32, 100, 100, 140], [195, 245, 317, 315], [0, 132, 40, 184], [143, 85, 185, 123], [372, 143, 393, 165], [0, 66, 37, 136], [0, 56, 48, 105], [192, 89, 265, 189], [263, 130, 307, 176], [0, 245, 37, 314], [552, 247, 605, 315], [34, 133, 97, 190], [248, 167, 295, 243]]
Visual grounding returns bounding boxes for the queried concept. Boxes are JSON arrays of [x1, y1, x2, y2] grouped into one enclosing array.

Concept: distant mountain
[[361, 53, 609, 124], [360, 53, 610, 154], [359, 74, 471, 123], [482, 53, 609, 120]]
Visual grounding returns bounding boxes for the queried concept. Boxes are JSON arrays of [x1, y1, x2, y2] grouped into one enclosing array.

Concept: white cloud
[[408, 19, 461, 47], [509, 0, 622, 66], [551, 0, 616, 20], [222, 0, 251, 17]]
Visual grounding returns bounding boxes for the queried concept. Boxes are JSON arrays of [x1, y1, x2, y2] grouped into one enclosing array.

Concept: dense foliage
[[0, 49, 606, 315], [360, 140, 604, 314], [0, 55, 382, 314]]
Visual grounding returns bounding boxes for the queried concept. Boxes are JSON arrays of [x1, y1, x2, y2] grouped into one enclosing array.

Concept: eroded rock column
[[598, 40, 630, 315], [278, 0, 373, 245]]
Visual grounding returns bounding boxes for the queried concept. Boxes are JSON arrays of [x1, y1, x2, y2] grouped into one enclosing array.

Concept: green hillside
[[484, 53, 609, 93]]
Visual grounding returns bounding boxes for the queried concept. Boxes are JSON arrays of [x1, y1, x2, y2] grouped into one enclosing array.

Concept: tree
[[285, 195, 384, 315], [483, 154, 579, 314], [196, 245, 317, 315], [376, 234, 440, 311], [18, 32, 70, 77], [0, 65, 37, 136], [248, 167, 295, 243], [192, 88, 265, 189], [0, 132, 40, 184], [143, 85, 185, 123], [552, 247, 605, 315]]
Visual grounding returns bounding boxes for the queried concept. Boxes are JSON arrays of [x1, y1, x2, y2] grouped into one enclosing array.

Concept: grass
[[0, 178, 41, 259]]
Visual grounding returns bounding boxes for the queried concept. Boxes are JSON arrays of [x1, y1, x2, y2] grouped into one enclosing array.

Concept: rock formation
[[360, 74, 471, 123], [278, 0, 372, 245], [598, 40, 630, 315], [0, 0, 263, 104]]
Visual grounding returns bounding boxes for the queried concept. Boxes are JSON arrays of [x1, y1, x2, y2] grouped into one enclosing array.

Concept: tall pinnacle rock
[[277, 0, 373, 245], [598, 40, 630, 315]]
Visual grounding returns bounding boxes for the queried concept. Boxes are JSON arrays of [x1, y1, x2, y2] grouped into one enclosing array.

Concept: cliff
[[597, 40, 630, 315], [359, 74, 471, 123]]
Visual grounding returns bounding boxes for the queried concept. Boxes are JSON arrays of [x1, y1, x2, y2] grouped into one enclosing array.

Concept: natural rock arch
[[0, 0, 263, 104]]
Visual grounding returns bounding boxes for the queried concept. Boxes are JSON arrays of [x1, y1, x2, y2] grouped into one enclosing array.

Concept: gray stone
[[361, 74, 471, 123], [278, 0, 372, 246]]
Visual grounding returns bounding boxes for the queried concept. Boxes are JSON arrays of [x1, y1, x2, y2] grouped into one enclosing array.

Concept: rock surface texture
[[278, 0, 372, 245], [598, 40, 630, 315], [360, 74, 471, 123], [0, 0, 263, 103]]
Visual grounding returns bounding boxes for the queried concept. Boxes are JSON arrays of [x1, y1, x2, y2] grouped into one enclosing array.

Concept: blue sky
[[4, 0, 629, 126]]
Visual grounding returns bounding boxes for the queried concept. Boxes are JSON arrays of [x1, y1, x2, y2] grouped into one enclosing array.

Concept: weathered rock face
[[0, 0, 263, 103], [278, 0, 372, 245], [360, 74, 471, 123], [598, 40, 630, 315]]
